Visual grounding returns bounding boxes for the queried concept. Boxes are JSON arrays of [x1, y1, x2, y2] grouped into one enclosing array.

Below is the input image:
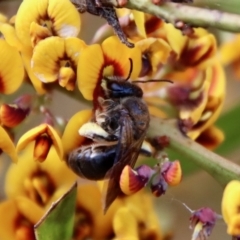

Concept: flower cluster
[[0, 0, 230, 239]]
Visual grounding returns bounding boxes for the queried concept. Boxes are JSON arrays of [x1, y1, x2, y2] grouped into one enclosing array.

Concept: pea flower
[[0, 126, 18, 163], [0, 144, 76, 240], [0, 0, 82, 94], [220, 34, 240, 79], [77, 36, 142, 102], [0, 39, 24, 94], [222, 180, 240, 238], [15, 0, 81, 50], [16, 123, 64, 162], [31, 36, 87, 90]]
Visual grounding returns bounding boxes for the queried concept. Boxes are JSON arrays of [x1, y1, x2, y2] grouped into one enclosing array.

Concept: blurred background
[[1, 0, 240, 239]]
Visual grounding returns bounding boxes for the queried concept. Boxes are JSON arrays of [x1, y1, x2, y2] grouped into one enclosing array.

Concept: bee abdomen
[[67, 145, 116, 180]]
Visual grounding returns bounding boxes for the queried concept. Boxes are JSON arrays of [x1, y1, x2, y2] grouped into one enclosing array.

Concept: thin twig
[[148, 118, 240, 186], [103, 0, 240, 33]]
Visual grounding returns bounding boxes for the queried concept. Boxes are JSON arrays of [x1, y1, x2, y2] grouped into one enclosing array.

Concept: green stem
[[148, 117, 240, 186], [193, 0, 240, 15], [104, 0, 240, 32]]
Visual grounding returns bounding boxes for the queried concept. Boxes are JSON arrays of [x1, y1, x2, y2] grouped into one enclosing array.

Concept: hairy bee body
[[68, 95, 150, 180], [68, 75, 151, 211]]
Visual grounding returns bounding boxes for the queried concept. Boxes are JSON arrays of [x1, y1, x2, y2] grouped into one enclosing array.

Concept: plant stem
[[104, 0, 240, 32], [193, 0, 240, 15], [148, 117, 240, 186]]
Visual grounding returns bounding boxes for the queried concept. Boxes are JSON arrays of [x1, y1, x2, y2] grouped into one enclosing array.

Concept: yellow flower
[[144, 58, 225, 149], [0, 197, 44, 240], [220, 34, 240, 79], [16, 123, 63, 162], [3, 142, 163, 239], [74, 181, 163, 240], [164, 25, 217, 69], [15, 0, 81, 50], [0, 20, 46, 94], [136, 37, 171, 77], [0, 126, 18, 163], [77, 36, 142, 101], [31, 36, 87, 90], [222, 180, 240, 237], [62, 109, 92, 157], [1, 144, 76, 240], [5, 143, 76, 205], [0, 0, 81, 94], [0, 39, 24, 94]]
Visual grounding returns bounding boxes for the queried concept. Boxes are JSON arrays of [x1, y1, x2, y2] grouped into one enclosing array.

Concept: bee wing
[[102, 113, 146, 213]]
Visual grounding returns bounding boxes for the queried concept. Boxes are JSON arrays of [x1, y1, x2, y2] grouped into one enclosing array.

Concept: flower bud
[[161, 160, 182, 186], [0, 104, 29, 128], [120, 165, 149, 195], [34, 134, 52, 162]]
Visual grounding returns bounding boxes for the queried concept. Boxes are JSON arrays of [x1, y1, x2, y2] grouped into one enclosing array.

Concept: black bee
[[68, 59, 171, 212]]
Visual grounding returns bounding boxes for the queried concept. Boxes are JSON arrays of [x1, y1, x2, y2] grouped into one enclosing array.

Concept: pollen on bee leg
[[33, 134, 52, 162], [79, 122, 110, 141], [120, 165, 151, 195]]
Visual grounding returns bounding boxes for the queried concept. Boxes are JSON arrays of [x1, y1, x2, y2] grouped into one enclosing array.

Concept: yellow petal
[[132, 10, 146, 38], [136, 37, 171, 75], [113, 207, 138, 240], [58, 67, 76, 90], [0, 126, 18, 163], [21, 49, 47, 94], [188, 60, 225, 140], [220, 34, 240, 65], [5, 143, 76, 199], [15, 0, 81, 49], [222, 180, 240, 225], [30, 21, 52, 47], [62, 109, 92, 156], [0, 200, 19, 240], [16, 124, 63, 161], [15, 196, 44, 223], [102, 36, 142, 80], [0, 39, 24, 94], [165, 22, 187, 58], [227, 215, 240, 236], [32, 37, 86, 88], [78, 44, 104, 100], [184, 33, 217, 68], [0, 13, 7, 23], [195, 125, 224, 150], [0, 23, 23, 50], [32, 37, 65, 83]]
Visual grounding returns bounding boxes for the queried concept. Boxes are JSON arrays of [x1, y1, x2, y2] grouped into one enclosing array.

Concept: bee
[[67, 59, 172, 212]]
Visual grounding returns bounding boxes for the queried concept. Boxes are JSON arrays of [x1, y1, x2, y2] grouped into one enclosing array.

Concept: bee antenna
[[134, 79, 174, 84], [124, 58, 133, 82]]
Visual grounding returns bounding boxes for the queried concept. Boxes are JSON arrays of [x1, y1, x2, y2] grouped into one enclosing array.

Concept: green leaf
[[34, 182, 77, 240]]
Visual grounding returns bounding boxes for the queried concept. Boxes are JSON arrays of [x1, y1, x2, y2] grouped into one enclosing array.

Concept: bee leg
[[99, 7, 134, 48], [70, 0, 87, 13], [79, 122, 118, 142]]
